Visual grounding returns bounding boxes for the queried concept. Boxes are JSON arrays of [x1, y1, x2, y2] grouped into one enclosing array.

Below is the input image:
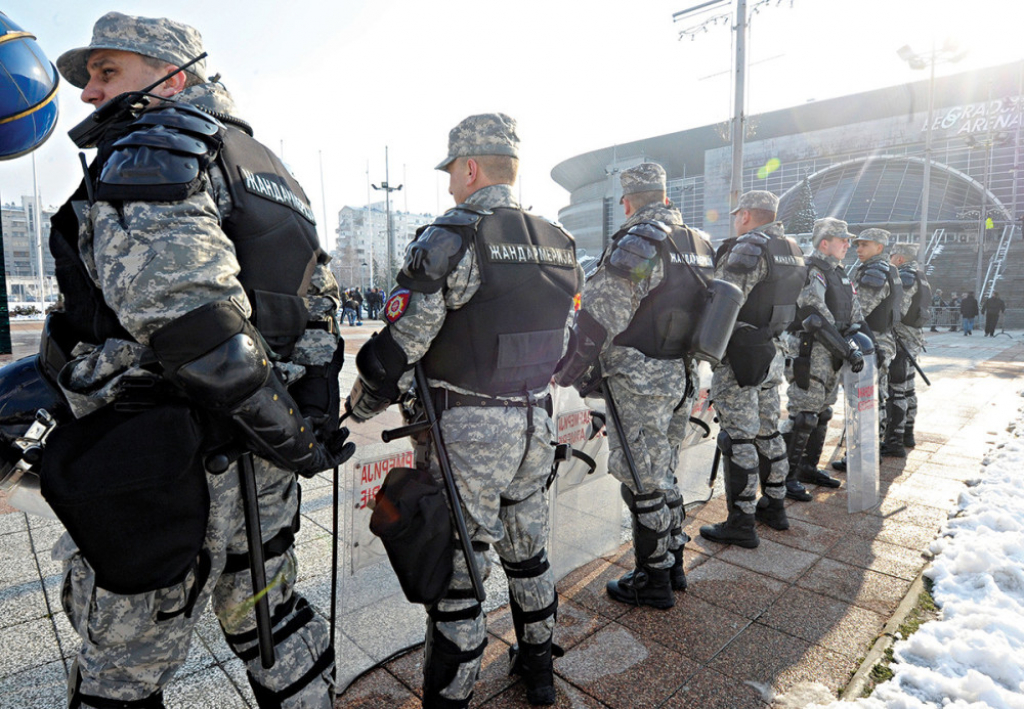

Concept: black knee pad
[[791, 411, 819, 435]]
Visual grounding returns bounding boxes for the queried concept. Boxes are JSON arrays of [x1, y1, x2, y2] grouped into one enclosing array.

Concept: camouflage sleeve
[[900, 279, 918, 319], [851, 291, 865, 322], [796, 267, 836, 326], [291, 261, 342, 368], [856, 280, 888, 317], [389, 240, 480, 366], [89, 186, 249, 345], [581, 255, 664, 349], [713, 256, 768, 301]]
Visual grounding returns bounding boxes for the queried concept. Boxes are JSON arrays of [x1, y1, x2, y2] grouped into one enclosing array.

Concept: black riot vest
[[611, 222, 715, 359], [858, 261, 902, 335], [808, 255, 854, 331], [900, 266, 932, 329], [49, 110, 323, 360], [422, 208, 579, 396], [735, 233, 806, 336]]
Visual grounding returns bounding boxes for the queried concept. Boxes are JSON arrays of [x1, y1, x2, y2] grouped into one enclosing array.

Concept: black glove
[[847, 349, 865, 373], [299, 426, 356, 478], [346, 377, 393, 422]]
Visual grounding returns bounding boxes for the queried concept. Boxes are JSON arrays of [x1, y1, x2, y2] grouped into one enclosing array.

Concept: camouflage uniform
[[586, 199, 699, 569], [890, 243, 928, 449], [51, 14, 339, 709], [710, 223, 793, 511], [851, 229, 899, 446], [353, 114, 583, 707], [783, 218, 864, 487]]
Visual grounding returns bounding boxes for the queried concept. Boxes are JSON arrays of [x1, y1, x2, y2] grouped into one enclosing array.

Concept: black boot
[[782, 428, 812, 501], [423, 622, 480, 709], [509, 638, 564, 705], [903, 425, 916, 448], [831, 456, 847, 472], [881, 396, 907, 458], [795, 409, 841, 488], [669, 546, 687, 591], [699, 456, 759, 548], [606, 566, 675, 609], [880, 440, 907, 457], [755, 494, 789, 530]]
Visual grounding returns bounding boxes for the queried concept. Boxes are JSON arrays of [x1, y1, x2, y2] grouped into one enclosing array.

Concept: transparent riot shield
[[336, 441, 427, 691], [674, 361, 718, 508], [548, 385, 621, 580], [842, 342, 880, 513]]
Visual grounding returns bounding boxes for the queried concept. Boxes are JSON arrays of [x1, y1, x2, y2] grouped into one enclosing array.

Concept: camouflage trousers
[[55, 457, 334, 709], [875, 339, 895, 437], [427, 404, 557, 704], [712, 351, 788, 515], [604, 375, 689, 570], [887, 338, 922, 441]]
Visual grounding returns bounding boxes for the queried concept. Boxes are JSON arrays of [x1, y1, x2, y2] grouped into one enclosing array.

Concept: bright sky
[[2, 0, 1021, 252]]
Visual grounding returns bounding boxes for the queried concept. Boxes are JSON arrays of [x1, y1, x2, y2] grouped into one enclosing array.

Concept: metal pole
[[31, 153, 46, 309], [977, 81, 993, 296], [918, 45, 936, 258], [729, 0, 747, 235], [385, 146, 393, 285], [319, 150, 329, 253]]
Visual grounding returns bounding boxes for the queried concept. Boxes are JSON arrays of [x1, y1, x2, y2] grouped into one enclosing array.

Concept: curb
[[840, 569, 928, 700]]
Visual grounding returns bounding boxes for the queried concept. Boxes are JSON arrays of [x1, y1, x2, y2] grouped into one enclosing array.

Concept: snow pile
[[807, 403, 1024, 708]]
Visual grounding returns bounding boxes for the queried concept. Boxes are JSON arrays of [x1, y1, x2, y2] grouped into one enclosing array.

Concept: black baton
[[601, 379, 646, 495], [896, 337, 931, 387], [412, 363, 486, 603], [238, 452, 276, 669], [708, 445, 721, 488]]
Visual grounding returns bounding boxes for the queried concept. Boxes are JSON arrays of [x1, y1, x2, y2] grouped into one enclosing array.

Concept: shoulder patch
[[383, 289, 411, 323], [813, 272, 827, 288]]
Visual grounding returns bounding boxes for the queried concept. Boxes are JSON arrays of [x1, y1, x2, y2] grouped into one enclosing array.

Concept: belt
[[431, 387, 552, 416]]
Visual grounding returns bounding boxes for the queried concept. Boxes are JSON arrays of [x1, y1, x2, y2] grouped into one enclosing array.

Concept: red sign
[[355, 450, 415, 510]]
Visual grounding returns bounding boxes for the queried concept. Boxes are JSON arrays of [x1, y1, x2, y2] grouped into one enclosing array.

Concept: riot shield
[[842, 334, 879, 513], [335, 440, 427, 691], [549, 385, 621, 580], [674, 361, 718, 507]]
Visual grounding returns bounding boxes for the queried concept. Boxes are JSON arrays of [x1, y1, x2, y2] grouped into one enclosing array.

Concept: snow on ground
[[805, 392, 1024, 708]]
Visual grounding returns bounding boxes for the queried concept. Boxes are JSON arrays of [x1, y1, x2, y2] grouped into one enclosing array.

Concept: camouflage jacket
[[583, 201, 701, 395], [893, 259, 926, 350], [59, 83, 340, 417], [390, 183, 584, 397]]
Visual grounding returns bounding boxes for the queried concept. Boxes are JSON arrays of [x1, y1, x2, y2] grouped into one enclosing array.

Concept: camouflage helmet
[[811, 217, 853, 247], [57, 12, 205, 89], [890, 242, 919, 259], [620, 162, 667, 198], [435, 113, 519, 170], [854, 228, 890, 246], [730, 190, 778, 215]]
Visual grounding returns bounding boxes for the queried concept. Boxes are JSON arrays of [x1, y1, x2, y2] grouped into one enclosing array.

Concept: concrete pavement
[[1, 322, 1021, 707]]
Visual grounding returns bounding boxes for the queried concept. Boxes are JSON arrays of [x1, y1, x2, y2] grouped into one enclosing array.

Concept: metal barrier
[[928, 306, 962, 331]]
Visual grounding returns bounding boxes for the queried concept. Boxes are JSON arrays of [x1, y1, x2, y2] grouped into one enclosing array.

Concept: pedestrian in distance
[[960, 291, 979, 336], [698, 190, 806, 548], [982, 291, 1006, 336], [46, 12, 353, 708], [348, 113, 583, 707]]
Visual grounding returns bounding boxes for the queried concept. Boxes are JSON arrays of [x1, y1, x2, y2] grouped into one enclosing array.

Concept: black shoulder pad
[[95, 107, 220, 203], [432, 208, 487, 228], [606, 225, 663, 279], [723, 236, 766, 274], [395, 225, 468, 294], [899, 268, 916, 289], [627, 220, 671, 243], [857, 263, 888, 290], [132, 104, 223, 138]]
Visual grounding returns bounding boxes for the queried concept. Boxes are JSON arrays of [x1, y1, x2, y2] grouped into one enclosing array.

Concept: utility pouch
[[726, 326, 775, 388], [369, 466, 453, 605], [40, 402, 209, 595]]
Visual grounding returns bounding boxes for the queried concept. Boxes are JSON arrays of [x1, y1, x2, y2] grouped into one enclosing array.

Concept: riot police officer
[[48, 13, 350, 708], [557, 162, 713, 607], [887, 242, 931, 453], [783, 218, 866, 493], [348, 113, 582, 707], [698, 191, 806, 548], [851, 228, 903, 458]]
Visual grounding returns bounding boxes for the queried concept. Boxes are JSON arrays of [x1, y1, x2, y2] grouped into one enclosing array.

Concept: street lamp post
[[372, 146, 403, 286], [897, 40, 967, 259]]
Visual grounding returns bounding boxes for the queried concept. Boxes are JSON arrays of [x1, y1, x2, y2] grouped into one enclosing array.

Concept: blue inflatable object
[[0, 12, 59, 160]]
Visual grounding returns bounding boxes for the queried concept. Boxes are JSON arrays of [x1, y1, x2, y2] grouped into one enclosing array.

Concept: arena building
[[552, 61, 1024, 322]]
